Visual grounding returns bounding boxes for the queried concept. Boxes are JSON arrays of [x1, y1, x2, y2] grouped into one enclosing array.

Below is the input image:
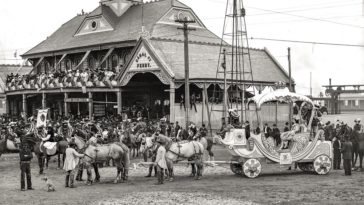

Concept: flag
[[14, 50, 17, 58], [36, 109, 48, 128]]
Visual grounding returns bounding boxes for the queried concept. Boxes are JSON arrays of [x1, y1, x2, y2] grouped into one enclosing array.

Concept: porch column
[[5, 96, 9, 115], [202, 83, 206, 124], [42, 93, 46, 109], [117, 89, 122, 116], [64, 93, 69, 117], [22, 94, 27, 120], [169, 82, 175, 123], [88, 92, 93, 120]]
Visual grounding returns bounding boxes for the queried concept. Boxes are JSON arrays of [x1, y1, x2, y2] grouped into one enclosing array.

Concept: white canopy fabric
[[252, 88, 313, 109]]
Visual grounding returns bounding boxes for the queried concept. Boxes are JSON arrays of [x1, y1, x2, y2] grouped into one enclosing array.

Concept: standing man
[[341, 135, 353, 176], [63, 142, 84, 188], [271, 124, 281, 146], [190, 93, 197, 112], [332, 135, 342, 170], [19, 140, 34, 191], [180, 94, 185, 110], [154, 138, 167, 185]]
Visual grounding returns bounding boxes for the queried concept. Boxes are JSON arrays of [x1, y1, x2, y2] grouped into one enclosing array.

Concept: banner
[[36, 109, 48, 128]]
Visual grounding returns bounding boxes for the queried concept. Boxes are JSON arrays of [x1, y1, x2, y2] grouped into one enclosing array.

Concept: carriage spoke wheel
[[230, 163, 243, 175], [313, 155, 332, 175], [243, 159, 261, 178]]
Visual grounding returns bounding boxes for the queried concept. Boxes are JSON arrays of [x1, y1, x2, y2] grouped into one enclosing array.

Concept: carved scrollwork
[[121, 71, 170, 86]]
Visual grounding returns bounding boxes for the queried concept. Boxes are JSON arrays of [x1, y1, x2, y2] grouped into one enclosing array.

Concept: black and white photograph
[[0, 0, 363, 204]]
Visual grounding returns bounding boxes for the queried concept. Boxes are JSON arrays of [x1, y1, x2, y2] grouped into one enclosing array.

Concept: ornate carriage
[[220, 89, 332, 178]]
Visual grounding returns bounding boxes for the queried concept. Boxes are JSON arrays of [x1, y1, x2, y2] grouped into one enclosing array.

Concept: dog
[[41, 177, 56, 192]]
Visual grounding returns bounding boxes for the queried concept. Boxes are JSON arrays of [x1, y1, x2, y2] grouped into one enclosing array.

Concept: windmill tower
[[210, 0, 257, 126]]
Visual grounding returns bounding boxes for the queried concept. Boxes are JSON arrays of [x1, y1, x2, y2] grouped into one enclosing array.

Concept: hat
[[355, 118, 361, 122]]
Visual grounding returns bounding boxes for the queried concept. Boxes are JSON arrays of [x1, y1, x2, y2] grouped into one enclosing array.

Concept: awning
[[75, 50, 91, 70], [55, 53, 67, 69], [96, 48, 114, 70], [254, 88, 313, 109]]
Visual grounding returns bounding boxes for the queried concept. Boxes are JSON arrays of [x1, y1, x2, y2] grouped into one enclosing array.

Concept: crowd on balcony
[[6, 68, 119, 91]]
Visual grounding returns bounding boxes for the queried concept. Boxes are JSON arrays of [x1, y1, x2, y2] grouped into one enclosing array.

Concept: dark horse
[[33, 135, 68, 174]]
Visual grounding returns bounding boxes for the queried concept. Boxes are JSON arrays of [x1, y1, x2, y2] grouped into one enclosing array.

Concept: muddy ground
[[1, 144, 364, 205]]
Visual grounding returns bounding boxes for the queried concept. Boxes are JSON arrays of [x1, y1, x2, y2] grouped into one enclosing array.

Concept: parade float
[[220, 89, 333, 178]]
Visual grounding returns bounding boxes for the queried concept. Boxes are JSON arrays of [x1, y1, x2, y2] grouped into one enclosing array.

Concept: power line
[[251, 37, 364, 47], [249, 6, 364, 29], [247, 2, 362, 16]]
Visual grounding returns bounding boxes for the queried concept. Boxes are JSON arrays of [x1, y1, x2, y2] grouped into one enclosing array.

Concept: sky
[[0, 0, 363, 96]]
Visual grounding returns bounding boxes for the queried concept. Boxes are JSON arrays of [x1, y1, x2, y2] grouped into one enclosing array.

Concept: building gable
[[119, 38, 174, 86]]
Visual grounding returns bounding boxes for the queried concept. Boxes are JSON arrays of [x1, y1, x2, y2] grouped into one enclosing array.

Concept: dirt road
[[1, 144, 364, 205]]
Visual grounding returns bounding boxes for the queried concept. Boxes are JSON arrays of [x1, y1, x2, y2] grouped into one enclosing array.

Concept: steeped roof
[[23, 0, 216, 58], [150, 39, 290, 83]]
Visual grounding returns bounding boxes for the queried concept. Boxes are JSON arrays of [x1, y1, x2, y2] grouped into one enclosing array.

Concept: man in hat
[[341, 135, 353, 175], [154, 137, 167, 185], [19, 139, 34, 191], [271, 124, 281, 146]]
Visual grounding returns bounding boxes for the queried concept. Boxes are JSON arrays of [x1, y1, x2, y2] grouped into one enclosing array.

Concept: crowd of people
[[6, 68, 118, 91], [1, 110, 363, 190]]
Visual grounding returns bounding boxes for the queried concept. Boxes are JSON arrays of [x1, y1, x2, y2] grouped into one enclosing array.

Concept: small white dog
[[41, 177, 56, 192]]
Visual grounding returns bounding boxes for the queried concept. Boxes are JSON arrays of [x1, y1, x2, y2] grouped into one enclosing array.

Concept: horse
[[0, 133, 20, 157], [33, 135, 68, 174], [164, 140, 205, 181], [83, 142, 130, 184]]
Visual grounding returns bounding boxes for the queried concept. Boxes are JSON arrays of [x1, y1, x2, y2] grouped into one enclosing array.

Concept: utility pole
[[288, 47, 292, 129], [310, 72, 313, 97], [176, 16, 195, 129]]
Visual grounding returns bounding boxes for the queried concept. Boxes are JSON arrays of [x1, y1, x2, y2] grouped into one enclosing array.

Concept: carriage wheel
[[313, 155, 331, 175], [230, 163, 243, 175], [243, 159, 262, 178]]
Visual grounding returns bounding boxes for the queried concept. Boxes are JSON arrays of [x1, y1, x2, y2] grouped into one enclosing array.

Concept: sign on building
[[130, 46, 158, 71]]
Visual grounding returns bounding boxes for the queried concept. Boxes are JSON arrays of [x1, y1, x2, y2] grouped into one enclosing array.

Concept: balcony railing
[[5, 69, 119, 92]]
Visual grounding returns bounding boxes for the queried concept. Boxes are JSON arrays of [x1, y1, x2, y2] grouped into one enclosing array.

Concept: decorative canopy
[[253, 88, 313, 109]]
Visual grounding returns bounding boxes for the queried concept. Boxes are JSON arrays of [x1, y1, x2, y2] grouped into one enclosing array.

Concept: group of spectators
[[6, 68, 118, 91]]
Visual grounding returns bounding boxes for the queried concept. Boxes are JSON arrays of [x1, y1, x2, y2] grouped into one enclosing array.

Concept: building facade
[[5, 0, 293, 128]]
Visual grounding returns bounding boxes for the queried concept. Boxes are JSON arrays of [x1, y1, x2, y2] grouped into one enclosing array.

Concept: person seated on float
[[228, 108, 242, 128], [280, 120, 300, 150]]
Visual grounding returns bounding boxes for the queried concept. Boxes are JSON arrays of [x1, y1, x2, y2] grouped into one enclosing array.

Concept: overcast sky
[[0, 0, 363, 96]]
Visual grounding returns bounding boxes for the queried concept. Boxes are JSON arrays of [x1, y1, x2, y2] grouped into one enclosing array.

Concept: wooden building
[[5, 0, 293, 127]]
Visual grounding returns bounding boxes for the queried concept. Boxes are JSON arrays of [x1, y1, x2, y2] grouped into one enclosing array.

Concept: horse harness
[[167, 141, 202, 162]]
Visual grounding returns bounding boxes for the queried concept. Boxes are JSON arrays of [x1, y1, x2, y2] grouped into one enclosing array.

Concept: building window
[[100, 55, 107, 69], [355, 100, 359, 106], [66, 59, 72, 70], [88, 57, 95, 70], [111, 55, 118, 71], [344, 100, 348, 106], [0, 100, 3, 109]]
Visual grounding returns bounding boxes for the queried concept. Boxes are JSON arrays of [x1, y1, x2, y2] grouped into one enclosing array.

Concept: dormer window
[[91, 21, 98, 30]]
